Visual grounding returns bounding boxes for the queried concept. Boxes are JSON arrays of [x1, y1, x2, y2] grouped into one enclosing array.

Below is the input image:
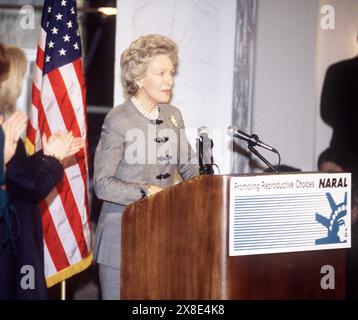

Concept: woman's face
[[137, 54, 175, 107]]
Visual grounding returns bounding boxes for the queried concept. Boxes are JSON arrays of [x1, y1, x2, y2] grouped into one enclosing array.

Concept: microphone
[[196, 126, 214, 175], [227, 125, 277, 153], [197, 126, 212, 144], [197, 126, 214, 162]]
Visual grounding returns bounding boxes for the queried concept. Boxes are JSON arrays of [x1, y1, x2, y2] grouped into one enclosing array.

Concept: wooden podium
[[120, 175, 346, 299]]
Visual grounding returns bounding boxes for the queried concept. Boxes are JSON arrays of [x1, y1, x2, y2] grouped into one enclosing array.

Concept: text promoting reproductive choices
[[230, 172, 352, 257]]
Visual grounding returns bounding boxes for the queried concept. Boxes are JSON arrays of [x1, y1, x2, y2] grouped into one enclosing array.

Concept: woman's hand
[[61, 136, 85, 168], [42, 131, 84, 163], [147, 185, 163, 196], [319, 160, 344, 172], [1, 111, 28, 165]]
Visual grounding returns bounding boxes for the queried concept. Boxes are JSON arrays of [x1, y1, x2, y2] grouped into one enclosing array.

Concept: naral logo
[[315, 193, 348, 244], [319, 177, 348, 188]]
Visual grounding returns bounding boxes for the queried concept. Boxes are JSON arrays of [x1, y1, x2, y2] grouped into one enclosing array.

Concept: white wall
[[115, 0, 237, 174], [114, 0, 358, 174], [253, 0, 358, 172], [253, 0, 319, 171]]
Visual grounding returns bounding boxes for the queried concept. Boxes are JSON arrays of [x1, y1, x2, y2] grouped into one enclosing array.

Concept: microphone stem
[[247, 144, 279, 173]]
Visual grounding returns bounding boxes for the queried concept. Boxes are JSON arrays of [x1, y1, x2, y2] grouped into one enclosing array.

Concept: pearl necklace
[[131, 97, 159, 120]]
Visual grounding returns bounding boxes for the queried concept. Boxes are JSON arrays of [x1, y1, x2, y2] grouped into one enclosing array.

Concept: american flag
[[25, 0, 92, 287]]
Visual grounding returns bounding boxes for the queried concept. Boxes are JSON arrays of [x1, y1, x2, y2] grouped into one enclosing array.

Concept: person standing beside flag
[[0, 45, 84, 299], [94, 34, 199, 299]]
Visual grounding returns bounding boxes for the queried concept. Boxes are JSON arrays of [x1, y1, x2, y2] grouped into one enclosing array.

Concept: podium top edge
[[199, 171, 351, 178]]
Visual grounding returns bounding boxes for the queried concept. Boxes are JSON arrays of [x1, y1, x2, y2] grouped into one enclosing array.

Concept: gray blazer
[[93, 100, 199, 268]]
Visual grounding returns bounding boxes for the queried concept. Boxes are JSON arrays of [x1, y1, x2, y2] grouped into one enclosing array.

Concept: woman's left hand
[[1, 111, 28, 164], [61, 136, 85, 168], [42, 131, 84, 163]]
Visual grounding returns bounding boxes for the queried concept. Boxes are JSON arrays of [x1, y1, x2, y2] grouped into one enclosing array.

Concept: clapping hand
[[42, 131, 84, 166], [0, 111, 28, 165], [62, 135, 85, 168]]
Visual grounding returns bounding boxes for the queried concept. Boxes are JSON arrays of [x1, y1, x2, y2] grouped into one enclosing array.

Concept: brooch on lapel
[[169, 114, 179, 128]]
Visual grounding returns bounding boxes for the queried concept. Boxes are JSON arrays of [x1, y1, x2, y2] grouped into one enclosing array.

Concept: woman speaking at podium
[[93, 34, 199, 299]]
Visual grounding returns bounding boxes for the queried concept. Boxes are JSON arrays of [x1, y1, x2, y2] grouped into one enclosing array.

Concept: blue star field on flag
[[41, 0, 82, 75]]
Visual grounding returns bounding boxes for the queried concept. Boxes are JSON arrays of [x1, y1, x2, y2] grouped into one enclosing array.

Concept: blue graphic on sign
[[315, 192, 348, 244]]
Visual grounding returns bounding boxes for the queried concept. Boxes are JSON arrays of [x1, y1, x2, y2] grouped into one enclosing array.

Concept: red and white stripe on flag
[[25, 0, 92, 287]]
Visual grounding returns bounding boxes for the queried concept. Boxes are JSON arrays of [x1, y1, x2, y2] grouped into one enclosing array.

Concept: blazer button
[[149, 119, 164, 125], [156, 173, 171, 180], [154, 136, 169, 143]]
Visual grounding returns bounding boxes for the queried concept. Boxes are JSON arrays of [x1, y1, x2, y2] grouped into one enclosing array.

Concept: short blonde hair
[[120, 34, 178, 96], [0, 46, 27, 115]]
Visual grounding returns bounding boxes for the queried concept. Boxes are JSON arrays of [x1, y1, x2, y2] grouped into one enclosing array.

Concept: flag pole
[[61, 280, 66, 300]]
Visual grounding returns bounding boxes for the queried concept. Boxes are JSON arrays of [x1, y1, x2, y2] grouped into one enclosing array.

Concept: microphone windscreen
[[227, 125, 237, 136], [197, 126, 209, 136]]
